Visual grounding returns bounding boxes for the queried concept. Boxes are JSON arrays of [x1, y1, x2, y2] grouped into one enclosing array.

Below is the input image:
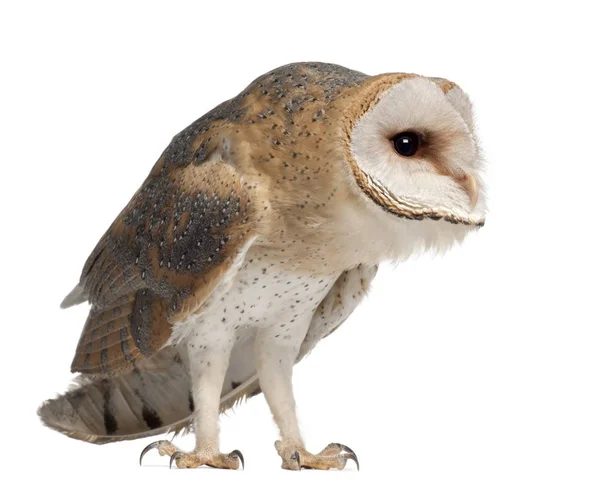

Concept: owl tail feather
[[37, 346, 196, 444], [38, 345, 262, 444]]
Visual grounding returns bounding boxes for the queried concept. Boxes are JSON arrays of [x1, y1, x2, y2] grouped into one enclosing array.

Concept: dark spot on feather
[[102, 381, 118, 435], [120, 327, 133, 361], [248, 386, 261, 399], [142, 405, 163, 429]]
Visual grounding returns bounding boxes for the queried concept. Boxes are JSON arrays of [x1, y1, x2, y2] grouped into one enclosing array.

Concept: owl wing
[[219, 264, 378, 411], [66, 158, 258, 375]]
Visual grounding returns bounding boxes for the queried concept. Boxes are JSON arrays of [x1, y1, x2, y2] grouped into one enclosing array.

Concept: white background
[[1, 1, 598, 502]]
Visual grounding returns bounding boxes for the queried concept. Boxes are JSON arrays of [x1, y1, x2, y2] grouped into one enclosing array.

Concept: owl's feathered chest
[[170, 248, 339, 346]]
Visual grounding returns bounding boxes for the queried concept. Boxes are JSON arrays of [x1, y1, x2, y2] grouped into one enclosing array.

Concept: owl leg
[[255, 319, 359, 471], [140, 326, 243, 470]]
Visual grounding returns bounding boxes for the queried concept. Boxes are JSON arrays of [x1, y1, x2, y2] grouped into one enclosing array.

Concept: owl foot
[[275, 440, 359, 471], [139, 440, 244, 470]]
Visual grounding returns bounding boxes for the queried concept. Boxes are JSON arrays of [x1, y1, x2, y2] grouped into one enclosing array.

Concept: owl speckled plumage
[[39, 62, 485, 470]]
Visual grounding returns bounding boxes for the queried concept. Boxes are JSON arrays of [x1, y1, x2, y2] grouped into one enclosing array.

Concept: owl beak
[[456, 172, 479, 209]]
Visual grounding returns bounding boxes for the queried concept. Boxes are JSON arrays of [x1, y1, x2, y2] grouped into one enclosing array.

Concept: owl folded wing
[[65, 159, 259, 375]]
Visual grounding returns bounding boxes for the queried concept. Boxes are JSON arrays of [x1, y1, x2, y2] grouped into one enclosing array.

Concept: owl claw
[[139, 441, 160, 466], [290, 450, 301, 470], [139, 440, 174, 466], [228, 449, 245, 470], [169, 451, 184, 469], [333, 443, 359, 470], [343, 452, 360, 471]]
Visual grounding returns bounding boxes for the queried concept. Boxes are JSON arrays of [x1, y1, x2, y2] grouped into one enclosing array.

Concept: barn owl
[[39, 62, 485, 471]]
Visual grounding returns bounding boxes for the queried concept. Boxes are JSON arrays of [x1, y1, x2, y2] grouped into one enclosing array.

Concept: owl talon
[[277, 441, 359, 470], [140, 438, 241, 469], [291, 451, 301, 470], [139, 441, 160, 466], [343, 452, 360, 471], [139, 440, 177, 466], [228, 449, 245, 470], [169, 451, 184, 469], [331, 443, 359, 469], [334, 443, 356, 458]]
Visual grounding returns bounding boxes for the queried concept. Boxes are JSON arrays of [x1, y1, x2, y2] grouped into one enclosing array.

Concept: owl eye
[[392, 132, 420, 157]]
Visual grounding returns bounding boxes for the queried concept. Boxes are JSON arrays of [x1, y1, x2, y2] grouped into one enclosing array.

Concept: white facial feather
[[350, 77, 486, 225]]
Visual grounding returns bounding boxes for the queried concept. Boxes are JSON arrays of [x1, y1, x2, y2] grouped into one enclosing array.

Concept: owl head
[[341, 74, 485, 253]]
